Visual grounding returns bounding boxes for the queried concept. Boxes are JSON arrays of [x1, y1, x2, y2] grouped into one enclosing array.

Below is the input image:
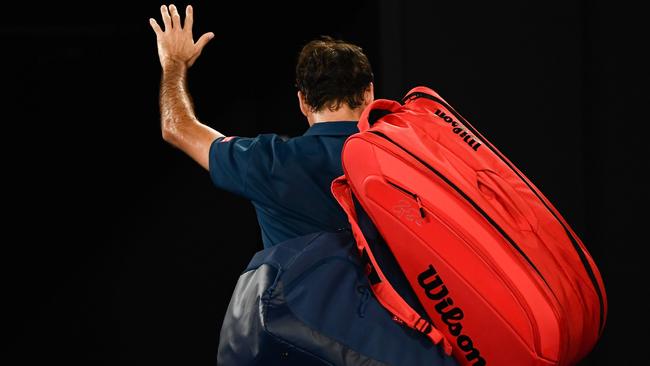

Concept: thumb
[[188, 32, 214, 67], [195, 32, 215, 51]]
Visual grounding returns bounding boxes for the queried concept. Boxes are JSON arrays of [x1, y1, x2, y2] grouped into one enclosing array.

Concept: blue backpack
[[217, 230, 457, 365]]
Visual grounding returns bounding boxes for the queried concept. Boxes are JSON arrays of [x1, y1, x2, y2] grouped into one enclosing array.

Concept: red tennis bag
[[331, 86, 607, 366]]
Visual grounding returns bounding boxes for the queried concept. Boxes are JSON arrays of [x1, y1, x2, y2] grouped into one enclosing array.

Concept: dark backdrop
[[5, 1, 646, 365]]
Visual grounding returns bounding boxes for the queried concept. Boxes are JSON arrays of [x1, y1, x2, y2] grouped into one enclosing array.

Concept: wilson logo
[[418, 264, 486, 366], [434, 109, 482, 152]]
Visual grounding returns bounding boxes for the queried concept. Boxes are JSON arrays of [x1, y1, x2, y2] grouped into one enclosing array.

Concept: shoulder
[[212, 132, 324, 165], [212, 133, 288, 152]]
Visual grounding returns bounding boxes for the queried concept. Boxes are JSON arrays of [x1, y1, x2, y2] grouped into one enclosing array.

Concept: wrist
[[161, 58, 188, 74]]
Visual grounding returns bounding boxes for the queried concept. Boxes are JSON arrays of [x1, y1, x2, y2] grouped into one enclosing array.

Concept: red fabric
[[331, 87, 607, 366]]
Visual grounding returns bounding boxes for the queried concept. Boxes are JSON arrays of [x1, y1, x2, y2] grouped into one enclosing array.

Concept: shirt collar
[[303, 121, 359, 136]]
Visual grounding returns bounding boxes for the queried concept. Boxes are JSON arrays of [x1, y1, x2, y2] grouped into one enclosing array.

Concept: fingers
[[149, 18, 163, 37], [195, 32, 215, 51], [184, 5, 194, 33], [169, 4, 182, 29], [160, 5, 172, 31]]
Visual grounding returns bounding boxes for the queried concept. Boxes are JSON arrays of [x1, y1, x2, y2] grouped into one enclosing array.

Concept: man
[[149, 4, 374, 247], [149, 9, 460, 365]]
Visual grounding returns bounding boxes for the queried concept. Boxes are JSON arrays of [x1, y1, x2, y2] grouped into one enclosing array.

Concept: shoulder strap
[[331, 176, 452, 356]]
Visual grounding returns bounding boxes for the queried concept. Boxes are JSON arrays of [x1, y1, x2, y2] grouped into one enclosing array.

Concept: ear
[[298, 91, 317, 125], [364, 82, 375, 106], [298, 91, 309, 117]]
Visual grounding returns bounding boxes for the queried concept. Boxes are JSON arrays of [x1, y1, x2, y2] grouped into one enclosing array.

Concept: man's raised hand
[[149, 4, 214, 69]]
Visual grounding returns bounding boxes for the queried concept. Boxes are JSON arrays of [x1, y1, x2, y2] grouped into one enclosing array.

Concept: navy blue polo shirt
[[208, 121, 359, 248]]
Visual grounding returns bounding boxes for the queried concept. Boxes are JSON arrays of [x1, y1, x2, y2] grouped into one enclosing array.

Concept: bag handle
[[331, 176, 453, 355], [357, 99, 403, 132], [476, 170, 538, 232]]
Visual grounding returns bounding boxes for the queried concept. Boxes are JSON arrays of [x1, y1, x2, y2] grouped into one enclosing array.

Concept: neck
[[309, 106, 364, 126]]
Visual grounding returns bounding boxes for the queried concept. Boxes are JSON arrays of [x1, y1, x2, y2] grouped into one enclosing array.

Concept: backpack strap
[[332, 176, 453, 356]]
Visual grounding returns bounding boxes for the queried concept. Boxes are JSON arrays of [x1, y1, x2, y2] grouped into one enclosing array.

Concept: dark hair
[[295, 36, 374, 112]]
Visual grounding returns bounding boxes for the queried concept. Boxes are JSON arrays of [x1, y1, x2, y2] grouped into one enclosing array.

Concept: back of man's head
[[296, 36, 374, 113]]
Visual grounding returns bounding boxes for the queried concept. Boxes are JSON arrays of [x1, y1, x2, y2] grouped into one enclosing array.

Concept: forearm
[[160, 61, 196, 141], [159, 61, 223, 169]]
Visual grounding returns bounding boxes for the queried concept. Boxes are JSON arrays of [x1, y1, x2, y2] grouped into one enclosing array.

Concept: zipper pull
[[415, 195, 426, 218]]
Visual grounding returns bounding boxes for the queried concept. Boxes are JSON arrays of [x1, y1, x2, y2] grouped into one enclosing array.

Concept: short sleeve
[[209, 136, 259, 197], [208, 134, 286, 201]]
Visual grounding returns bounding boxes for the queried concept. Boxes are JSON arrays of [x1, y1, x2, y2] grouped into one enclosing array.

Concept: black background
[[4, 1, 647, 365]]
